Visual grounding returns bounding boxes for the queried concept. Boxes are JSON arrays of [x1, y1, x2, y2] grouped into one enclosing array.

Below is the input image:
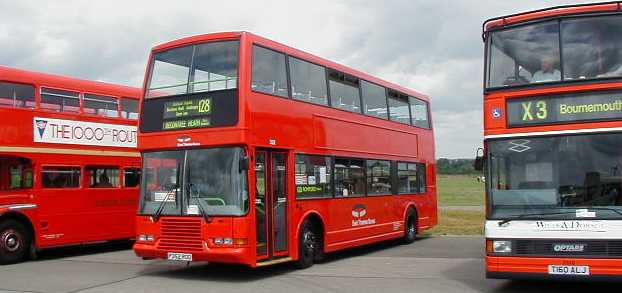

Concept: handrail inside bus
[[482, 1, 622, 41]]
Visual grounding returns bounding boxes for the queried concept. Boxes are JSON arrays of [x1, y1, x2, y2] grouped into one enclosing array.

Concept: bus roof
[[150, 31, 430, 102], [483, 1, 622, 39], [0, 65, 141, 98]]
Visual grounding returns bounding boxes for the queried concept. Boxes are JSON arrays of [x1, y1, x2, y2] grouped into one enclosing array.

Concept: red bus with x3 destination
[[133, 32, 436, 268], [0, 66, 141, 264], [480, 2, 622, 280]]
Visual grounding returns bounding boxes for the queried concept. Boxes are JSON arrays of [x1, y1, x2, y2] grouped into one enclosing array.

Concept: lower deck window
[[295, 155, 332, 199], [335, 158, 365, 197], [42, 167, 81, 188], [87, 166, 120, 188]]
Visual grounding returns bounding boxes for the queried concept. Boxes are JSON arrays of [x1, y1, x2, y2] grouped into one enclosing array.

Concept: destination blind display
[[140, 89, 239, 133], [162, 97, 212, 130], [507, 91, 622, 127]]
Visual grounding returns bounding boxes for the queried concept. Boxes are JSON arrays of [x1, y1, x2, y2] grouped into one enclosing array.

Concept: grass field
[[427, 174, 485, 236]]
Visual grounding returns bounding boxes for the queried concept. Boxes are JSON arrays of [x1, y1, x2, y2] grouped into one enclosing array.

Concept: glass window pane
[[191, 41, 239, 93], [289, 57, 328, 106], [361, 80, 388, 119], [87, 166, 120, 188], [562, 16, 622, 80], [252, 46, 288, 97], [124, 168, 141, 187], [0, 82, 35, 108], [418, 163, 426, 193], [42, 167, 81, 188], [409, 97, 430, 128], [335, 158, 365, 197], [40, 88, 80, 112], [121, 98, 139, 119], [329, 71, 360, 113], [367, 160, 391, 195], [295, 155, 332, 199], [398, 162, 418, 194], [140, 151, 184, 216], [84, 94, 119, 117], [388, 91, 410, 124], [487, 21, 561, 87], [147, 46, 193, 98]]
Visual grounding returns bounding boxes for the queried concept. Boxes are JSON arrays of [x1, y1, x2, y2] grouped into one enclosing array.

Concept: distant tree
[[436, 158, 479, 175]]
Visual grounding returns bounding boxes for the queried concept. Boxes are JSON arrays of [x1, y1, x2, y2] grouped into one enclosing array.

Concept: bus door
[[255, 150, 289, 260]]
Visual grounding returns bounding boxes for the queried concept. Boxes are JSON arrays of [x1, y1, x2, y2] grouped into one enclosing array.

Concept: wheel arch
[[0, 211, 36, 248], [294, 210, 326, 258]]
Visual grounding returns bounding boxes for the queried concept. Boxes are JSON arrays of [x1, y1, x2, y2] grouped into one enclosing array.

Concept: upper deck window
[[487, 15, 622, 89], [84, 94, 119, 117], [289, 57, 328, 106], [361, 80, 388, 119], [40, 88, 80, 113], [387, 90, 411, 125], [0, 82, 35, 109], [146, 41, 239, 98], [409, 97, 430, 129], [562, 15, 622, 80], [252, 45, 288, 97], [120, 98, 139, 119], [487, 21, 560, 88], [328, 70, 361, 113]]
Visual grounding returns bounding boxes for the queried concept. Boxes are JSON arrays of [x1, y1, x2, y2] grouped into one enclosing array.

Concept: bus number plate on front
[[167, 252, 192, 261], [548, 265, 590, 276]]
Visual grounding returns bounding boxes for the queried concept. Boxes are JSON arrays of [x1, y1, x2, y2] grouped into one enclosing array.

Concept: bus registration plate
[[167, 252, 192, 261], [548, 265, 589, 275]]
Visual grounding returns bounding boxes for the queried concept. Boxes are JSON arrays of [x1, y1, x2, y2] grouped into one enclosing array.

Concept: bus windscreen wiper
[[497, 210, 577, 226], [187, 182, 211, 223], [153, 184, 178, 223]]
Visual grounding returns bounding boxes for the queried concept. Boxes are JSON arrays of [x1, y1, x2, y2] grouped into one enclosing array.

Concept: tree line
[[436, 158, 478, 175]]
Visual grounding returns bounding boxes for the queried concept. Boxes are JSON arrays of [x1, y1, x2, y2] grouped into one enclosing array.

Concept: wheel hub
[[2, 231, 21, 252]]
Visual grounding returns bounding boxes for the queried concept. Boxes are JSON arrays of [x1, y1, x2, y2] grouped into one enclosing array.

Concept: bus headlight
[[492, 240, 512, 253], [138, 234, 155, 242]]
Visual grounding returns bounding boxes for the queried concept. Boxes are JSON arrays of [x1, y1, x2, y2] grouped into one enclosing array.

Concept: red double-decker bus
[[0, 66, 141, 264], [480, 2, 622, 280], [133, 32, 437, 268]]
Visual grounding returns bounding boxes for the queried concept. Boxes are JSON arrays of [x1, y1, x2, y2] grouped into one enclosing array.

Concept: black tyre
[[403, 209, 417, 244], [0, 220, 31, 265], [295, 220, 316, 269]]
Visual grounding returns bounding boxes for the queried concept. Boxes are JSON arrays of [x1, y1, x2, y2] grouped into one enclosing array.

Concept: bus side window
[[42, 167, 81, 188], [0, 82, 35, 109], [124, 168, 141, 188], [84, 94, 119, 117], [86, 166, 120, 188], [120, 98, 139, 119]]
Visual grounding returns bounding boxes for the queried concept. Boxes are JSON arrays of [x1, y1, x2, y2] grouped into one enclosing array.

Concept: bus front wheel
[[295, 220, 317, 269], [0, 219, 31, 265]]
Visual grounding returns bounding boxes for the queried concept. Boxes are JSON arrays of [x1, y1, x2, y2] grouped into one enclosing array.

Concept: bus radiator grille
[[158, 218, 203, 252]]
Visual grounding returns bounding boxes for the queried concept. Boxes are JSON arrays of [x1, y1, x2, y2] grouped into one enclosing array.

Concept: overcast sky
[[0, 0, 601, 158]]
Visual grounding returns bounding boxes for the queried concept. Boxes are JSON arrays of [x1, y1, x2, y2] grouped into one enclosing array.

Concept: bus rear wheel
[[403, 209, 417, 244], [0, 219, 31, 265], [295, 220, 317, 269]]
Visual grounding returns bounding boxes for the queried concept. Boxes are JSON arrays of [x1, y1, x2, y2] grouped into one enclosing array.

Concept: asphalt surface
[[0, 236, 619, 293]]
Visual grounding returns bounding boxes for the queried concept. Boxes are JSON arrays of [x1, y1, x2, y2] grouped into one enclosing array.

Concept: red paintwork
[[0, 66, 141, 251], [134, 32, 437, 267], [483, 4, 622, 279]]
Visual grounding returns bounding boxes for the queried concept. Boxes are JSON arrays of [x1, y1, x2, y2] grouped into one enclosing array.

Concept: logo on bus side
[[492, 108, 503, 119], [351, 204, 376, 227], [33, 117, 137, 148]]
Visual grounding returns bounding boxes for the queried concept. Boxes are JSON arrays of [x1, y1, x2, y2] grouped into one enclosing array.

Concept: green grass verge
[[437, 174, 485, 206], [428, 174, 486, 235], [427, 207, 484, 236]]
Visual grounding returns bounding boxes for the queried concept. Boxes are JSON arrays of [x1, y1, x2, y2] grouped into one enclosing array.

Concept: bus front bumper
[[486, 256, 622, 281], [134, 243, 252, 266]]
